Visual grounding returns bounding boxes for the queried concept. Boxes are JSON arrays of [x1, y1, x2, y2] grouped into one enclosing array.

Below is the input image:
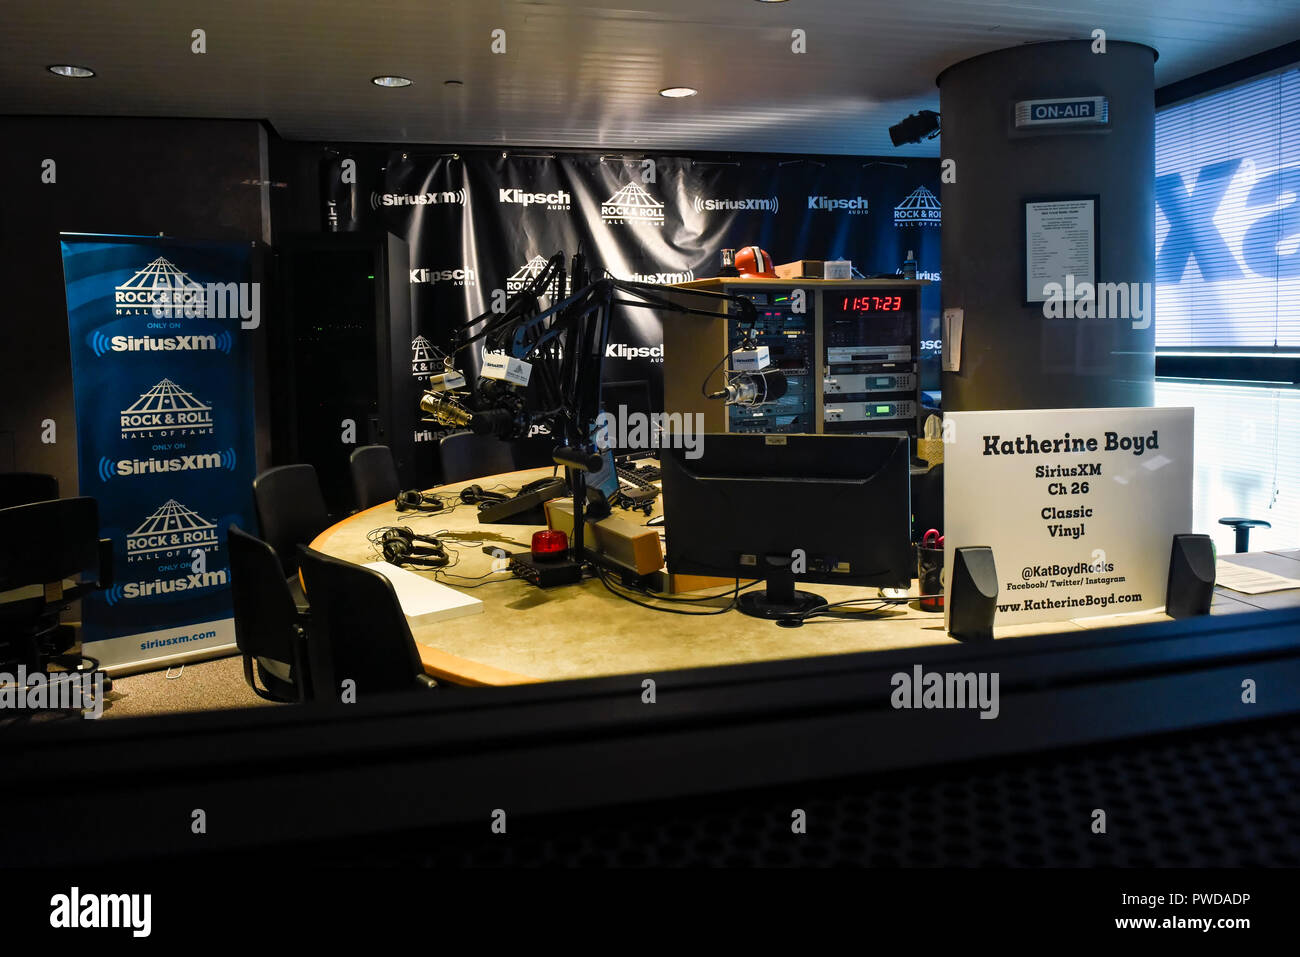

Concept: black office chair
[[252, 465, 330, 607], [227, 525, 314, 703], [911, 463, 944, 542], [438, 431, 516, 484], [0, 497, 110, 676], [1219, 517, 1271, 554], [0, 472, 59, 510], [511, 434, 557, 471], [349, 445, 400, 511], [297, 545, 438, 697]]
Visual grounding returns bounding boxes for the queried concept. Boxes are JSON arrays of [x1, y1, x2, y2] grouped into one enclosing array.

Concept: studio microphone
[[467, 407, 518, 438], [419, 391, 473, 428], [421, 390, 524, 439], [723, 369, 788, 407]]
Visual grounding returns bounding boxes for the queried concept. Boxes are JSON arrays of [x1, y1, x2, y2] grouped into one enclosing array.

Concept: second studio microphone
[[722, 369, 788, 407]]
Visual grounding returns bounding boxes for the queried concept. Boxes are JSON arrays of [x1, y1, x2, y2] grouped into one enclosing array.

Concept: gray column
[[938, 40, 1157, 411]]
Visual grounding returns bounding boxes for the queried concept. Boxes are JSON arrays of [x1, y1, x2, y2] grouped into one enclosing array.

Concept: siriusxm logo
[[91, 330, 232, 356], [808, 195, 869, 214], [98, 449, 236, 482], [104, 570, 229, 605], [410, 267, 477, 286], [371, 189, 466, 208], [499, 187, 571, 210], [692, 195, 778, 213], [605, 342, 664, 361], [625, 269, 695, 285]]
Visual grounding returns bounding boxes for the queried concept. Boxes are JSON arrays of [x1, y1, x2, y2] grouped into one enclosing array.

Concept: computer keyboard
[[616, 466, 660, 510]]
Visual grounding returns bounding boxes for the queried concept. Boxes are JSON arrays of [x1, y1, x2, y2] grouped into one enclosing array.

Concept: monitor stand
[[737, 555, 825, 620]]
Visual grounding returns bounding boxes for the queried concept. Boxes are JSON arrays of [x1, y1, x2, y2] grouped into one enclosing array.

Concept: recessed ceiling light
[[444, 79, 463, 87], [48, 64, 95, 78], [372, 75, 412, 88], [754, 0, 791, 4], [659, 87, 698, 98]]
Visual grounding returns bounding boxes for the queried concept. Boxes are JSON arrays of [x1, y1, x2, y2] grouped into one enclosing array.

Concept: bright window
[[1154, 380, 1298, 553]]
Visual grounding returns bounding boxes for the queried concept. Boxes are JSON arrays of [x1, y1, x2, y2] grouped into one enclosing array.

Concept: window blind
[[1155, 67, 1300, 348]]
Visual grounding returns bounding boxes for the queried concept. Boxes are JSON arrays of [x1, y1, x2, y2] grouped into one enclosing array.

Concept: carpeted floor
[[100, 653, 276, 720]]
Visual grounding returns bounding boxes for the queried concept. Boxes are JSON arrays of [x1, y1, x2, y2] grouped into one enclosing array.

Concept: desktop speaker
[[948, 546, 998, 642], [1166, 533, 1215, 619]]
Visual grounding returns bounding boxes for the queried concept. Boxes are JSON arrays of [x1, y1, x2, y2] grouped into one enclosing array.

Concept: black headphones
[[459, 484, 508, 505], [380, 526, 450, 568], [396, 489, 445, 512]]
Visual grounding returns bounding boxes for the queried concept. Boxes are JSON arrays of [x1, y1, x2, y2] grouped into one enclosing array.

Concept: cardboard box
[[545, 499, 664, 575], [775, 260, 824, 279]]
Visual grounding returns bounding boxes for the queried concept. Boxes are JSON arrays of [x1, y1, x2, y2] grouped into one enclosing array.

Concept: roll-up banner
[[329, 149, 942, 473], [60, 234, 259, 673]]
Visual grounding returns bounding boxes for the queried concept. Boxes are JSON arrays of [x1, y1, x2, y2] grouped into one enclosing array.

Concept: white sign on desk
[[943, 407, 1194, 627]]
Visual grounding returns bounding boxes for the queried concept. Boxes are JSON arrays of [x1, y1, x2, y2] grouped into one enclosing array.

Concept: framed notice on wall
[[1023, 195, 1099, 303]]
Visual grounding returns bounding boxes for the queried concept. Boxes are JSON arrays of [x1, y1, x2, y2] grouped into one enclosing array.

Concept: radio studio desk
[[307, 465, 1300, 686]]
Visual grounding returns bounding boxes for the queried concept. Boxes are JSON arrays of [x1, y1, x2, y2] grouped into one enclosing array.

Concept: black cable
[[434, 569, 514, 588], [595, 566, 742, 615], [786, 593, 943, 625], [700, 350, 729, 399], [623, 576, 763, 604]]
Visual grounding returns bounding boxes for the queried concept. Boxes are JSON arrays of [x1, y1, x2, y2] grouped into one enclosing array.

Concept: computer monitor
[[600, 379, 656, 460], [661, 433, 911, 620]]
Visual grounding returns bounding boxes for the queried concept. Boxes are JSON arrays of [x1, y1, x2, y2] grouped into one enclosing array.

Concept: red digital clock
[[842, 295, 903, 311]]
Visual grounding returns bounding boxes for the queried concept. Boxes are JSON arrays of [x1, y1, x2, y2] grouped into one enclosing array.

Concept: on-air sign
[[1014, 97, 1109, 129]]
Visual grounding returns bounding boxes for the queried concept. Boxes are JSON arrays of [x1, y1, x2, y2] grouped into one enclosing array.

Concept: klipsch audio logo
[[371, 189, 467, 209], [125, 500, 220, 563], [98, 448, 236, 482], [601, 182, 665, 225], [894, 186, 942, 226], [412, 336, 438, 377], [605, 342, 664, 362], [692, 195, 779, 213], [120, 378, 215, 439], [499, 187, 571, 211], [623, 268, 695, 285], [409, 266, 477, 286], [91, 330, 232, 356], [807, 195, 869, 214], [114, 257, 259, 326]]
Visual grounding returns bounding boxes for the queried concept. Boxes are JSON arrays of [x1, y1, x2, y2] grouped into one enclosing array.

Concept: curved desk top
[[307, 464, 1164, 687]]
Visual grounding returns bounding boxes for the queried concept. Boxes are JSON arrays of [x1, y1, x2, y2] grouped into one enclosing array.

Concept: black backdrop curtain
[[323, 147, 941, 473]]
